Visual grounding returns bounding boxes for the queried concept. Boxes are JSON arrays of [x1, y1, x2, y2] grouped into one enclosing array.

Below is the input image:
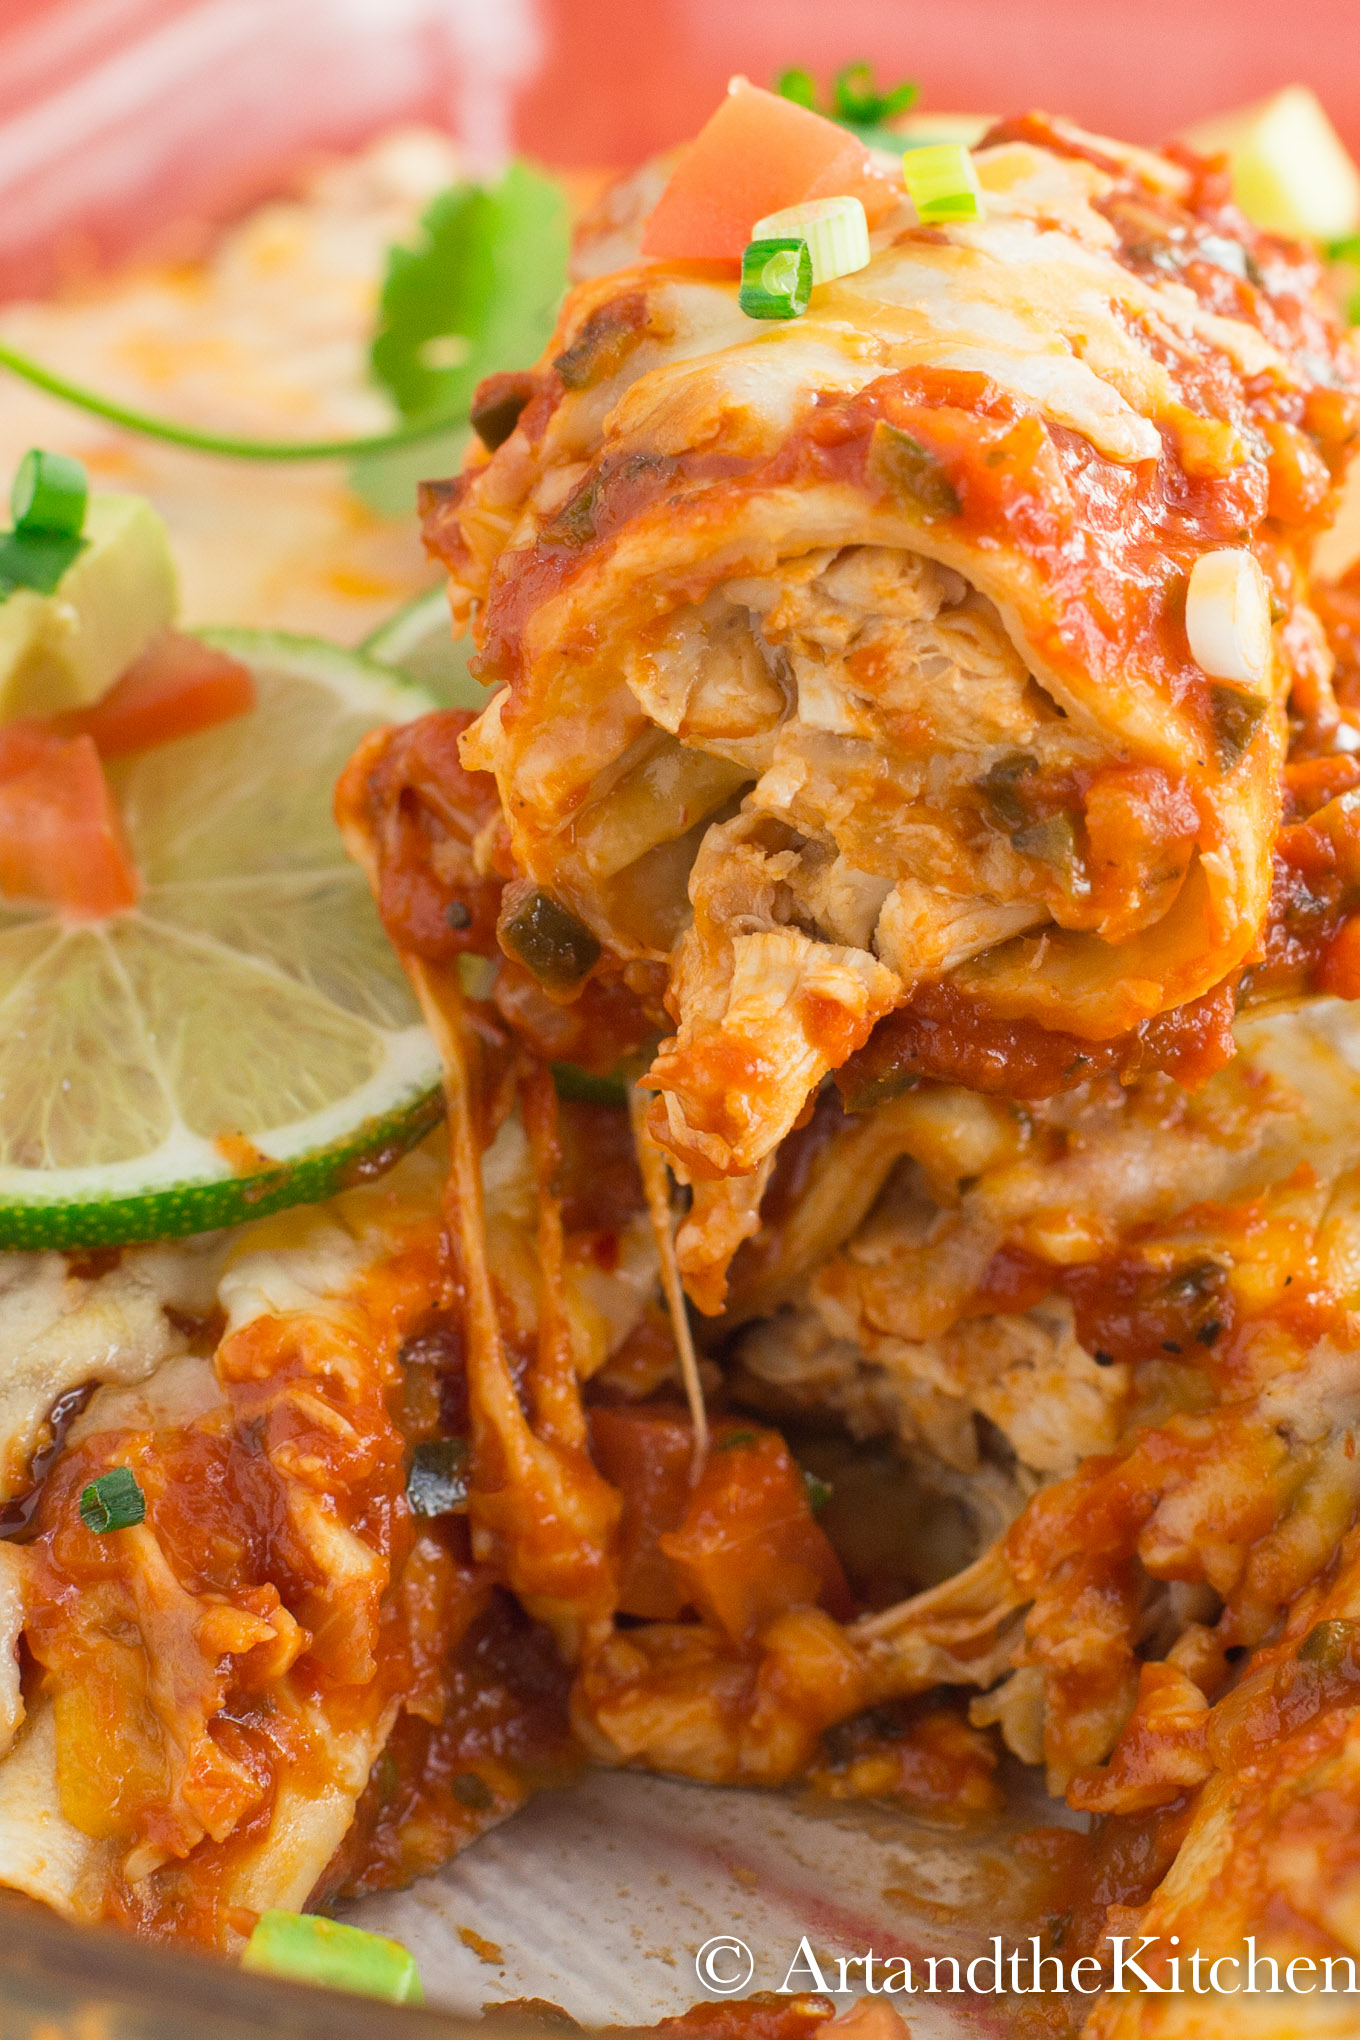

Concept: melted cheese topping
[[432, 117, 1360, 1215]]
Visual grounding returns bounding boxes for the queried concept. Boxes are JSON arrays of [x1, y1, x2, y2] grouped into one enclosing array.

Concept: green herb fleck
[[802, 1468, 833, 1513], [718, 1430, 758, 1452]]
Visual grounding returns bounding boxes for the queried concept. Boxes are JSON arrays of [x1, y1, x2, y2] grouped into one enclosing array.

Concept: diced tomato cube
[[60, 630, 255, 757], [640, 80, 900, 263], [0, 726, 139, 918], [590, 1405, 695, 1619], [659, 1424, 852, 1643]]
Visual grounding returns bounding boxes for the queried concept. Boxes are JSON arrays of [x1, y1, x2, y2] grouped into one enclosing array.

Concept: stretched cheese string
[[400, 955, 530, 1466], [519, 1061, 588, 1452], [336, 788, 620, 1657], [400, 955, 620, 1659], [628, 1082, 711, 1481]]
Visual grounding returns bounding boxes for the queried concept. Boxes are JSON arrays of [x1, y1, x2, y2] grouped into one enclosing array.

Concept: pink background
[[523, 0, 1360, 166], [0, 0, 1354, 297]]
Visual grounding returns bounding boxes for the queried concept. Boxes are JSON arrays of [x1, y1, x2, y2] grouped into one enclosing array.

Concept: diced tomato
[[590, 1406, 695, 1619], [640, 80, 901, 264], [59, 630, 255, 757], [0, 727, 139, 918], [659, 1424, 852, 1644]]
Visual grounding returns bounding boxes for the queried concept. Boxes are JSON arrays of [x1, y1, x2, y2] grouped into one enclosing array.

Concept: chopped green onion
[[241, 1911, 423, 2005], [79, 1467, 146, 1534], [751, 197, 871, 284], [1185, 548, 1271, 686], [902, 143, 984, 224], [406, 1438, 470, 1518], [739, 238, 813, 320], [12, 449, 87, 537], [717, 1430, 758, 1451]]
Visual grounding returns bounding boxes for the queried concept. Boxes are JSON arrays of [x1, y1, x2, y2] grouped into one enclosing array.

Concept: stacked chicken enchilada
[[2, 78, 1360, 2035]]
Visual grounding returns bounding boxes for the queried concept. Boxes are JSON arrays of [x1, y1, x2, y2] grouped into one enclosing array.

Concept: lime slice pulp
[[0, 630, 444, 1249], [362, 587, 485, 708]]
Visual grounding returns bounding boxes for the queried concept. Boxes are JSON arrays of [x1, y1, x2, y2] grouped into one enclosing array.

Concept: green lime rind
[[361, 587, 485, 709], [0, 1086, 445, 1253]]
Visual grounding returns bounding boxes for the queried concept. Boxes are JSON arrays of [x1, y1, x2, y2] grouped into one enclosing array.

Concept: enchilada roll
[[726, 996, 1360, 1794], [429, 109, 1359, 1217]]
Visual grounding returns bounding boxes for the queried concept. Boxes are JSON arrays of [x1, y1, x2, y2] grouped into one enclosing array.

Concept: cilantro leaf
[[354, 162, 569, 516], [775, 60, 919, 153], [831, 61, 919, 131], [371, 162, 570, 422]]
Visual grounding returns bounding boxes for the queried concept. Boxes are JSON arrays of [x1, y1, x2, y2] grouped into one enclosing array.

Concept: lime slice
[[0, 630, 444, 1250], [362, 587, 485, 708]]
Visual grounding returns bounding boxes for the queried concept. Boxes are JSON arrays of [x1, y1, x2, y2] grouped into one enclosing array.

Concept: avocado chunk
[[1182, 87, 1360, 245], [0, 493, 178, 718]]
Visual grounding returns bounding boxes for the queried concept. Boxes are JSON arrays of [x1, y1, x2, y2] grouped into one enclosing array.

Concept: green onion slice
[[751, 197, 871, 284], [902, 142, 985, 224], [739, 238, 813, 320], [79, 1467, 146, 1534], [12, 448, 87, 536], [241, 1910, 424, 2004]]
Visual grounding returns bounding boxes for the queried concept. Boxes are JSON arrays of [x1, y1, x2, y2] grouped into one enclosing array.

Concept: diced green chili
[[869, 421, 961, 519], [1299, 1619, 1360, 1672], [500, 888, 601, 992], [1208, 683, 1267, 770], [979, 752, 1041, 831], [406, 1438, 470, 1518]]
